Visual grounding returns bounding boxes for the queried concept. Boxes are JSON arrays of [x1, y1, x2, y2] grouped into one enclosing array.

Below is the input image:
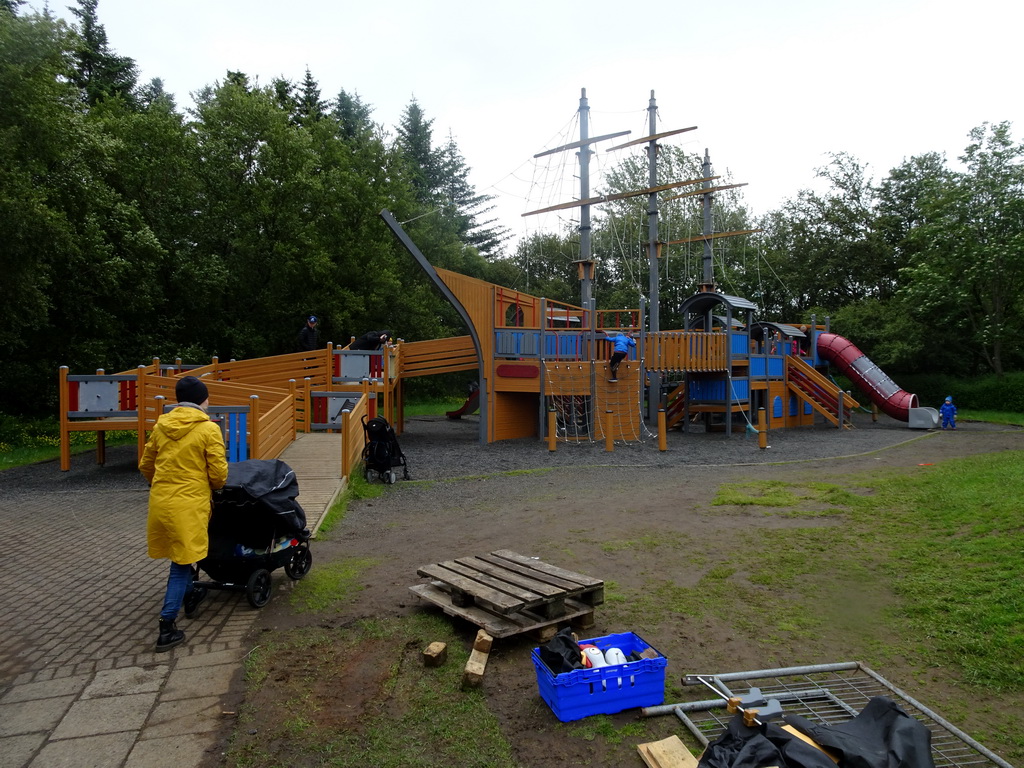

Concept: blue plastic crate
[[531, 632, 667, 721]]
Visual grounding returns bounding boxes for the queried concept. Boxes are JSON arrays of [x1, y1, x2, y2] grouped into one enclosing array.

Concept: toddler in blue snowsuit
[[940, 396, 957, 430]]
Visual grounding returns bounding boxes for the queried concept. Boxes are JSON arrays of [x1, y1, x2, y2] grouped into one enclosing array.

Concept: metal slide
[[816, 333, 918, 421]]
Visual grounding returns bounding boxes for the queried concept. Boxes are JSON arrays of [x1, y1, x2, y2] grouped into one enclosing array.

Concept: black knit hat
[[175, 375, 209, 404]]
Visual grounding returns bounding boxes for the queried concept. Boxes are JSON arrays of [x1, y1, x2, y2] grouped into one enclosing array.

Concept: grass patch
[[959, 409, 1024, 426], [713, 480, 859, 509], [289, 557, 379, 612], [317, 471, 385, 535], [600, 531, 688, 554], [224, 447, 1024, 765], [0, 414, 136, 470], [565, 714, 650, 744], [230, 612, 518, 768], [603, 461, 1024, 693], [867, 453, 1024, 689]]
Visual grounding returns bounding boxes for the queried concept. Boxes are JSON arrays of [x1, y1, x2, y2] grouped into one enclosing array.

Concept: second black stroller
[[192, 459, 313, 609], [361, 414, 409, 484]]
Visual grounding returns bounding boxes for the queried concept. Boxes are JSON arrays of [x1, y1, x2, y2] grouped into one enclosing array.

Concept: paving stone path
[[0, 434, 341, 768]]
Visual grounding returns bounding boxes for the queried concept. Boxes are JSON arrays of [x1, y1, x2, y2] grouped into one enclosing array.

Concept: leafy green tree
[[901, 122, 1024, 375], [190, 76, 325, 356], [0, 9, 78, 366], [484, 231, 579, 307], [592, 146, 754, 326]]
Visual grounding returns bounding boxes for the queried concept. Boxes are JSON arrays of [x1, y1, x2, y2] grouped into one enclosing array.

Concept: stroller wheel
[[387, 471, 397, 484], [365, 469, 373, 483], [285, 545, 313, 580], [246, 568, 273, 608]]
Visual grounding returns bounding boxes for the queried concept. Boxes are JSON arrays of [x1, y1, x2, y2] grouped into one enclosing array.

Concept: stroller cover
[[212, 459, 308, 549]]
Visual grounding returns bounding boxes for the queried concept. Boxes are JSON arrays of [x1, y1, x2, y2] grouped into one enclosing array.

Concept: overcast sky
[[34, 0, 1024, 246]]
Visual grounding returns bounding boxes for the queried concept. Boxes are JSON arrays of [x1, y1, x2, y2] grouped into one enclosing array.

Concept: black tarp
[[210, 459, 308, 548], [697, 714, 836, 768], [784, 697, 935, 768], [698, 697, 935, 768]]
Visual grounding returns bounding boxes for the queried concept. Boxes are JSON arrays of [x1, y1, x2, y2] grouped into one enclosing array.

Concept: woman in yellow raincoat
[[139, 376, 228, 652]]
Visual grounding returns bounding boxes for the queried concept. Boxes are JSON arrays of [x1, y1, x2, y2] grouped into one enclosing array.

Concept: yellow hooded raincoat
[[140, 405, 229, 564]]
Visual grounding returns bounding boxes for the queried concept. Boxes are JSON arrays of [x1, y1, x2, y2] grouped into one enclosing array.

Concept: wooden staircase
[[786, 356, 859, 428], [664, 382, 688, 429]]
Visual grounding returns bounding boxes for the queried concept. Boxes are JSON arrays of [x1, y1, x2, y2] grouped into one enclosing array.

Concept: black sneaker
[[608, 378, 618, 382], [184, 586, 208, 619]]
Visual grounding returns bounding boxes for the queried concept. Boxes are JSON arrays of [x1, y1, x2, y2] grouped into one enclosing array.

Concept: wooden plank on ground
[[454, 556, 566, 599], [475, 552, 586, 592], [488, 550, 605, 604], [462, 630, 493, 689], [781, 725, 839, 763], [490, 550, 603, 588], [416, 563, 525, 614], [408, 583, 595, 639], [637, 735, 699, 768], [443, 559, 550, 603]]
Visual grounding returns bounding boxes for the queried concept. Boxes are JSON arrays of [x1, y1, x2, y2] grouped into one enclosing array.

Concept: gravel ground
[[5, 412, 1012, 497], [393, 411, 972, 481]]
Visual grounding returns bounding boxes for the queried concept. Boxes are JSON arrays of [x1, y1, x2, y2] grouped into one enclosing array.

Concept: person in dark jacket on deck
[[297, 315, 319, 352]]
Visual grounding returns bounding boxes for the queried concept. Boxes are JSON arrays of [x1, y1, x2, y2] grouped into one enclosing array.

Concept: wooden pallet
[[410, 549, 604, 639]]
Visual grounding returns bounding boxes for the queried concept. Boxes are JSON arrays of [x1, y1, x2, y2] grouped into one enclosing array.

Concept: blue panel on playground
[[730, 333, 748, 355], [543, 333, 585, 358], [788, 394, 798, 416], [773, 395, 783, 418], [689, 379, 725, 400], [750, 357, 765, 376], [495, 330, 540, 357], [689, 377, 749, 403], [805, 400, 812, 415], [730, 378, 749, 400], [768, 357, 784, 376]]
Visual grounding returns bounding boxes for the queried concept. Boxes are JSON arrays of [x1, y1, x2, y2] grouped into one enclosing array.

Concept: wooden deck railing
[[645, 332, 729, 372], [398, 336, 477, 377]]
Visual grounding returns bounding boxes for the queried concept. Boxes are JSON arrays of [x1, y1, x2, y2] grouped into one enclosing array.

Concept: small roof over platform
[[750, 321, 806, 338], [680, 291, 759, 315], [680, 291, 758, 332]]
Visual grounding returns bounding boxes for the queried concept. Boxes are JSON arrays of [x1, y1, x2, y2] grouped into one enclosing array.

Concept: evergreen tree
[[68, 0, 137, 107], [137, 76, 175, 111], [395, 98, 440, 200], [436, 132, 508, 258], [296, 67, 326, 125], [333, 88, 375, 142]]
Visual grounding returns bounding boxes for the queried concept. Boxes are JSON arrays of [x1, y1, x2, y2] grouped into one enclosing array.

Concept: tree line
[[3, 2, 1022, 418]]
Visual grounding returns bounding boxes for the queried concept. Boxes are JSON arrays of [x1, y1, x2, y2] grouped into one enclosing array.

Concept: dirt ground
[[215, 419, 1024, 767]]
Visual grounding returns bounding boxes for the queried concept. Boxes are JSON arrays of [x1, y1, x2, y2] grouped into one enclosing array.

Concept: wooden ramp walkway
[[277, 432, 347, 536]]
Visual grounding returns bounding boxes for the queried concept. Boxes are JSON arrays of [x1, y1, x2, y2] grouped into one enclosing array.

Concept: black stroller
[[361, 414, 409, 484], [192, 459, 313, 609]]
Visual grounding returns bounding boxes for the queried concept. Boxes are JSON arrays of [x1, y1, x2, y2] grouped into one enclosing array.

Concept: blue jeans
[[160, 562, 193, 621]]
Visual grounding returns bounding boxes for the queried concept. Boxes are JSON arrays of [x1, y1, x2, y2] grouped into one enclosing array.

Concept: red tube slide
[[816, 333, 918, 421]]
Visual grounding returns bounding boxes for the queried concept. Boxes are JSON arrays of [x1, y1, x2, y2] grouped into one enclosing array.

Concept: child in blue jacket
[[603, 330, 636, 382], [940, 396, 957, 430]]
